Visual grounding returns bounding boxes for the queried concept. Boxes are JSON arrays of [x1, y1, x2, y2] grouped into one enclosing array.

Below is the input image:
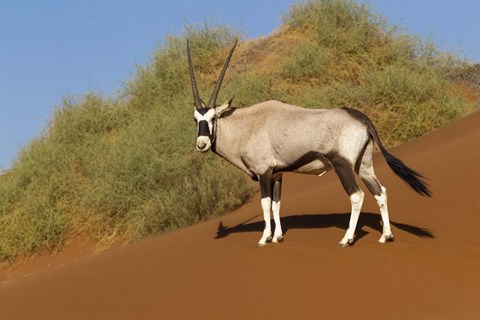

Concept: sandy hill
[[0, 110, 479, 319]]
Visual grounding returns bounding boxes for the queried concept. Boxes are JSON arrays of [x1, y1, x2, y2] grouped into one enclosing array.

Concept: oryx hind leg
[[257, 175, 273, 247], [271, 174, 284, 243], [358, 140, 394, 243], [330, 156, 364, 247]]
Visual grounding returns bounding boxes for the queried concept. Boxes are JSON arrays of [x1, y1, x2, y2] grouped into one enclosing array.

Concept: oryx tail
[[344, 107, 431, 197]]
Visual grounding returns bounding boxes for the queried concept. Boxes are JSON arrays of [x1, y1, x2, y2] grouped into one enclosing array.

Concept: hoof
[[385, 234, 394, 242], [379, 234, 394, 244], [339, 238, 354, 247], [257, 236, 273, 247], [272, 235, 284, 243]]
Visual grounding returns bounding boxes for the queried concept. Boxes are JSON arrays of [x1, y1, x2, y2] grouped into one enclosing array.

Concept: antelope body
[[188, 40, 431, 247]]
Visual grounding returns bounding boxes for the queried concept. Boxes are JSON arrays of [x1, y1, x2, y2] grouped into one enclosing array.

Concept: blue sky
[[1, 0, 479, 170]]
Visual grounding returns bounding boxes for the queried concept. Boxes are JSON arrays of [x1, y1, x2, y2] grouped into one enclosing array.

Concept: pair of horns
[[187, 39, 237, 109]]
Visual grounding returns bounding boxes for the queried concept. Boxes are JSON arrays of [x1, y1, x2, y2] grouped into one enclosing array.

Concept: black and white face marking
[[194, 107, 216, 152]]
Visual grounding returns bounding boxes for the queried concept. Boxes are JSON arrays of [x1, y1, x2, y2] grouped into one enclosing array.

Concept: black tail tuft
[[382, 151, 432, 197]]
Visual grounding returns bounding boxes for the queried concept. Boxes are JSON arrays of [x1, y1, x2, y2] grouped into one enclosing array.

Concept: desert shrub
[[0, 26, 253, 263], [449, 64, 480, 108], [223, 72, 275, 106], [284, 0, 384, 55]]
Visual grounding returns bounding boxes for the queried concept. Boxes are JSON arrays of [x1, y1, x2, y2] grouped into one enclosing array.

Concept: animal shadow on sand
[[215, 212, 434, 243]]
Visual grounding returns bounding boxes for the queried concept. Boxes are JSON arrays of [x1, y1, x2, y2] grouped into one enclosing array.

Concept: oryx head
[[187, 39, 237, 152]]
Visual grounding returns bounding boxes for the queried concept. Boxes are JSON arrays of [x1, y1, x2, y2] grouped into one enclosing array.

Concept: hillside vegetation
[[0, 0, 476, 264]]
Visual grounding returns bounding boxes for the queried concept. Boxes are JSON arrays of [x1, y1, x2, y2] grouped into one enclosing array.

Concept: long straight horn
[[187, 40, 204, 109], [207, 39, 238, 108]]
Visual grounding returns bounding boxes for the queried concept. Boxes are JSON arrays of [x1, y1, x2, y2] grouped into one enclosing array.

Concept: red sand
[[0, 111, 479, 319]]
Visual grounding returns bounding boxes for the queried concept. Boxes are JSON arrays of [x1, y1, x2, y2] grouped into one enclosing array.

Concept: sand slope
[[0, 111, 479, 320]]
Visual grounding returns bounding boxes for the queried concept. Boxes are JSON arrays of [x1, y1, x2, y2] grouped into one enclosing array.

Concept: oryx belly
[[293, 159, 331, 175], [271, 150, 332, 176]]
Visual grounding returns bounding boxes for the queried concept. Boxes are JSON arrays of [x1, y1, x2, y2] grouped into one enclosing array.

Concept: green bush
[[280, 40, 333, 84], [0, 27, 254, 263]]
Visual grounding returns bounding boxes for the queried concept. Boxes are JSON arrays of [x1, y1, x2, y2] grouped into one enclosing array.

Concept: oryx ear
[[215, 97, 234, 117]]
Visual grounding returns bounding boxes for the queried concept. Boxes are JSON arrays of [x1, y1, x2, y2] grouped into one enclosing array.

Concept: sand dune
[[0, 111, 479, 319]]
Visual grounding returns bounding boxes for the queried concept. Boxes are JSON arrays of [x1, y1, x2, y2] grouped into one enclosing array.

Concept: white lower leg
[[271, 201, 283, 243], [340, 190, 364, 245], [258, 197, 272, 246], [375, 186, 393, 243]]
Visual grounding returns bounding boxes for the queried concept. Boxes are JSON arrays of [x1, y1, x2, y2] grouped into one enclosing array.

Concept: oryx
[[187, 40, 431, 247]]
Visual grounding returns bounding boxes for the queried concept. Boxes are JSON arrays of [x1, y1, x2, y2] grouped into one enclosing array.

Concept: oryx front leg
[[257, 176, 273, 247], [271, 175, 284, 243]]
